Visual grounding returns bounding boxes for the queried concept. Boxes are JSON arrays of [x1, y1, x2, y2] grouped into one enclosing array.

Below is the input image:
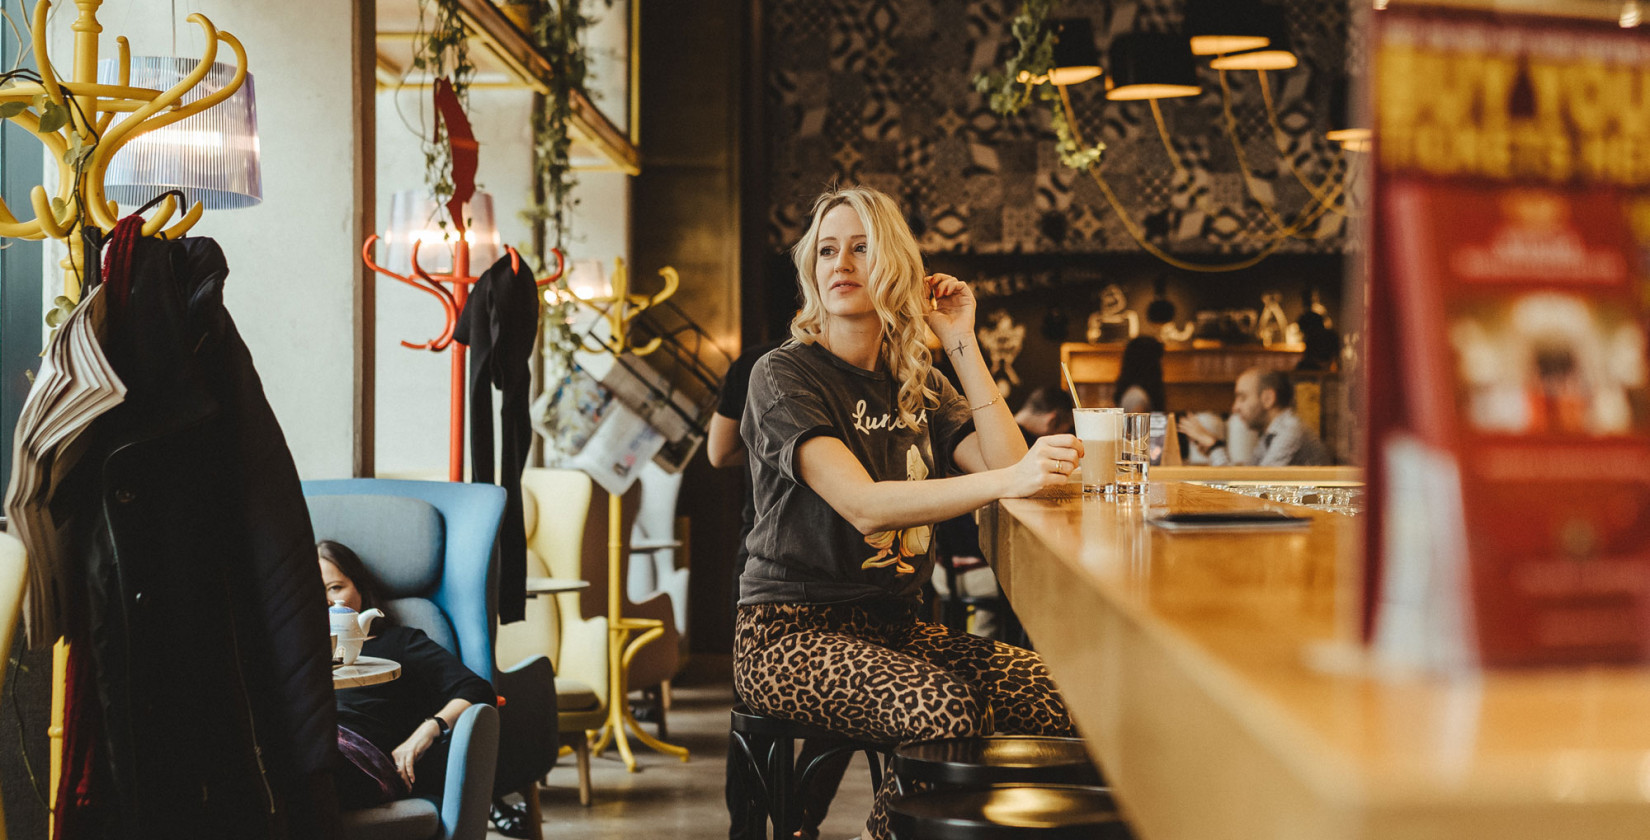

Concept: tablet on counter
[[1147, 510, 1312, 531]]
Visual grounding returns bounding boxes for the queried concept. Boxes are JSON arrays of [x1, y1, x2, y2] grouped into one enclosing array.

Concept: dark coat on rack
[[454, 255, 539, 624], [60, 233, 340, 839]]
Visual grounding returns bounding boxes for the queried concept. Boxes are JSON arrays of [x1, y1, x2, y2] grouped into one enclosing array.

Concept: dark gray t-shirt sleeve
[[743, 353, 841, 485], [928, 374, 976, 477]]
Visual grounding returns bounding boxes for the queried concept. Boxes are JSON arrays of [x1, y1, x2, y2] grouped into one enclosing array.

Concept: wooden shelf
[[1061, 342, 1305, 413], [376, 0, 641, 175]]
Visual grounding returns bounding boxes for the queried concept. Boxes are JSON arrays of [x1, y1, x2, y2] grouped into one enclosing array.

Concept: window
[[0, 0, 44, 495]]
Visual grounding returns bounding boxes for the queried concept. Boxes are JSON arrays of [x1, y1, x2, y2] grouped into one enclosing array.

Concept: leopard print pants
[[734, 600, 1076, 839]]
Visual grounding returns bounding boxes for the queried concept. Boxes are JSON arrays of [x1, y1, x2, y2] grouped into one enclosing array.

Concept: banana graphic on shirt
[[861, 446, 933, 576]]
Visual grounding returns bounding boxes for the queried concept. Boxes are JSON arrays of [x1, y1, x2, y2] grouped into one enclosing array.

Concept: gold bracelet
[[969, 392, 1002, 412]]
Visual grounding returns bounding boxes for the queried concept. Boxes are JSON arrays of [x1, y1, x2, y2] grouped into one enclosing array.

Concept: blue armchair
[[304, 479, 556, 840]]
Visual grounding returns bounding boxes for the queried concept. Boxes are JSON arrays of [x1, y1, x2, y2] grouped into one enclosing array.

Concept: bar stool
[[729, 703, 894, 838], [887, 784, 1128, 839], [892, 735, 1102, 791]]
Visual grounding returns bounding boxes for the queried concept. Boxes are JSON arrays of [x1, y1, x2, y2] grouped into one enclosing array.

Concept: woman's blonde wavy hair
[[789, 185, 937, 430]]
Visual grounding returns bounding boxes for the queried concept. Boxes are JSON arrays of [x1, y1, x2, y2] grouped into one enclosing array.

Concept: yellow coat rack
[[568, 258, 690, 771], [0, 1, 250, 829]]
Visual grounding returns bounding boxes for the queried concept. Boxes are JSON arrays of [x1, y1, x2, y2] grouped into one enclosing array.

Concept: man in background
[[1181, 368, 1331, 466]]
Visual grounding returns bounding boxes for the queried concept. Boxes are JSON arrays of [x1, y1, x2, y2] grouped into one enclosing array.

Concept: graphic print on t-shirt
[[861, 445, 933, 576]]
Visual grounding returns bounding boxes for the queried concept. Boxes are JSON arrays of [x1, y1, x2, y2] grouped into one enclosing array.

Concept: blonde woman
[[735, 186, 1079, 839]]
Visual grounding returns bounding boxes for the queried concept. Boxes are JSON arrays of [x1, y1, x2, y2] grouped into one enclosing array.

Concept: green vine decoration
[[411, 0, 475, 209], [972, 0, 1105, 171], [524, 0, 599, 254], [523, 0, 610, 458]]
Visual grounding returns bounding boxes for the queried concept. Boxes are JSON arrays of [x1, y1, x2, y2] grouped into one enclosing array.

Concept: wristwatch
[[428, 716, 451, 739]]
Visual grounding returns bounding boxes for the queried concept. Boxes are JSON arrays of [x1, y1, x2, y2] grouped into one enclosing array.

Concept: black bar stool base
[[729, 703, 893, 839]]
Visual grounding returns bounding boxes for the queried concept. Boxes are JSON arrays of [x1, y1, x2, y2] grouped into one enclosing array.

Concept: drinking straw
[[1062, 363, 1083, 410]]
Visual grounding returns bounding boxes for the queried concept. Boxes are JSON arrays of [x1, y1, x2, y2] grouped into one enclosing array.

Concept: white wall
[[47, 0, 366, 478]]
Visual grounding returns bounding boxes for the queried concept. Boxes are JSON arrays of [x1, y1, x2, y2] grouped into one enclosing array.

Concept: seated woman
[[320, 540, 495, 808], [1114, 335, 1167, 413], [735, 185, 1079, 840]]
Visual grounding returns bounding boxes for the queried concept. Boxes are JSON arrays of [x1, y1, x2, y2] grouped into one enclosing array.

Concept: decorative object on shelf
[[974, 0, 1359, 272], [0, 0, 252, 305], [1085, 284, 1139, 343], [1257, 292, 1289, 346], [1147, 276, 1195, 343], [977, 310, 1025, 400]]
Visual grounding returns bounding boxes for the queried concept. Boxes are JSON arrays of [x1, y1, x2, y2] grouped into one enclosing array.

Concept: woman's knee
[[900, 679, 991, 741]]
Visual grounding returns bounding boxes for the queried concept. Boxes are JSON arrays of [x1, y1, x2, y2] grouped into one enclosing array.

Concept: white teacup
[[337, 635, 367, 666]]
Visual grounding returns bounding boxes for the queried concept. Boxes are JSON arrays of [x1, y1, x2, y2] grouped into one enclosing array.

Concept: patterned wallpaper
[[764, 0, 1352, 257]]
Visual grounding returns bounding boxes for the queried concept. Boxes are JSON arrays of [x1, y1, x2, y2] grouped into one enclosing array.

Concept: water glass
[[1115, 413, 1151, 494], [1073, 407, 1122, 494]]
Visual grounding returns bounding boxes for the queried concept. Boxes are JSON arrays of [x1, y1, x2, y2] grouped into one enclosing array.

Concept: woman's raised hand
[[922, 273, 977, 351], [1003, 434, 1083, 498]]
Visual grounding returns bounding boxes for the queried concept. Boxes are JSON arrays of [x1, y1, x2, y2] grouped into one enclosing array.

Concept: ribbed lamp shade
[[1106, 32, 1201, 101], [97, 57, 261, 209], [383, 190, 502, 277]]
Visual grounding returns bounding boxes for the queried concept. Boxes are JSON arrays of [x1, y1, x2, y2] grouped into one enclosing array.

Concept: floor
[[498, 657, 877, 840]]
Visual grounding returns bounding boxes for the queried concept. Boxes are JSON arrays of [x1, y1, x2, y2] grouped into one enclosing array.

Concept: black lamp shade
[[1106, 32, 1201, 101], [1185, 0, 1272, 56], [1048, 18, 1103, 86], [1208, 6, 1297, 70], [1325, 77, 1371, 148]]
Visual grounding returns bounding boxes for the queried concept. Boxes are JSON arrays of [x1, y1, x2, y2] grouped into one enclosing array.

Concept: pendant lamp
[[383, 190, 502, 276], [1185, 0, 1272, 56], [97, 57, 262, 209], [1106, 32, 1200, 101], [1325, 78, 1371, 152], [1047, 18, 1103, 86], [1208, 7, 1298, 71]]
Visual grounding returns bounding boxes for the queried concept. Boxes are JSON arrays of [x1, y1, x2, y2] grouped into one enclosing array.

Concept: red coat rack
[[362, 237, 565, 480]]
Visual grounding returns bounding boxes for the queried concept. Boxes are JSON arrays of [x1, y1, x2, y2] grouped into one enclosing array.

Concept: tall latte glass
[[1073, 407, 1122, 494]]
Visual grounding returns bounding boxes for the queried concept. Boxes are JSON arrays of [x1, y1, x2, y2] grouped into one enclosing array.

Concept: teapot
[[329, 601, 385, 664]]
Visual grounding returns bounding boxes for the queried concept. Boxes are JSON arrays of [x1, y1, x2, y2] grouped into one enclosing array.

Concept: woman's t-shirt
[[335, 624, 495, 753], [739, 340, 975, 607]]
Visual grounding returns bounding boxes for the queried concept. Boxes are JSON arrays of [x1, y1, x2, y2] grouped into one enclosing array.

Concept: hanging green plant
[[411, 0, 476, 208], [972, 0, 1105, 171], [523, 0, 598, 253]]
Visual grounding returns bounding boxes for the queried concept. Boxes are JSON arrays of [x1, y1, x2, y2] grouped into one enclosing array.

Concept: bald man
[[1181, 368, 1330, 466]]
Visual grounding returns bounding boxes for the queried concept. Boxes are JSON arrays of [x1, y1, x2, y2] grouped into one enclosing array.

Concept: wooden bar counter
[[980, 483, 1650, 840]]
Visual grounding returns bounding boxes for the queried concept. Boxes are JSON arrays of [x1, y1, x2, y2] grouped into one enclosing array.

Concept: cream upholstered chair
[[499, 469, 608, 805], [0, 532, 24, 840]]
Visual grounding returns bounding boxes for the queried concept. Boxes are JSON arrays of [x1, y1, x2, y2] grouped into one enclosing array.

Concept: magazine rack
[[553, 263, 730, 771]]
